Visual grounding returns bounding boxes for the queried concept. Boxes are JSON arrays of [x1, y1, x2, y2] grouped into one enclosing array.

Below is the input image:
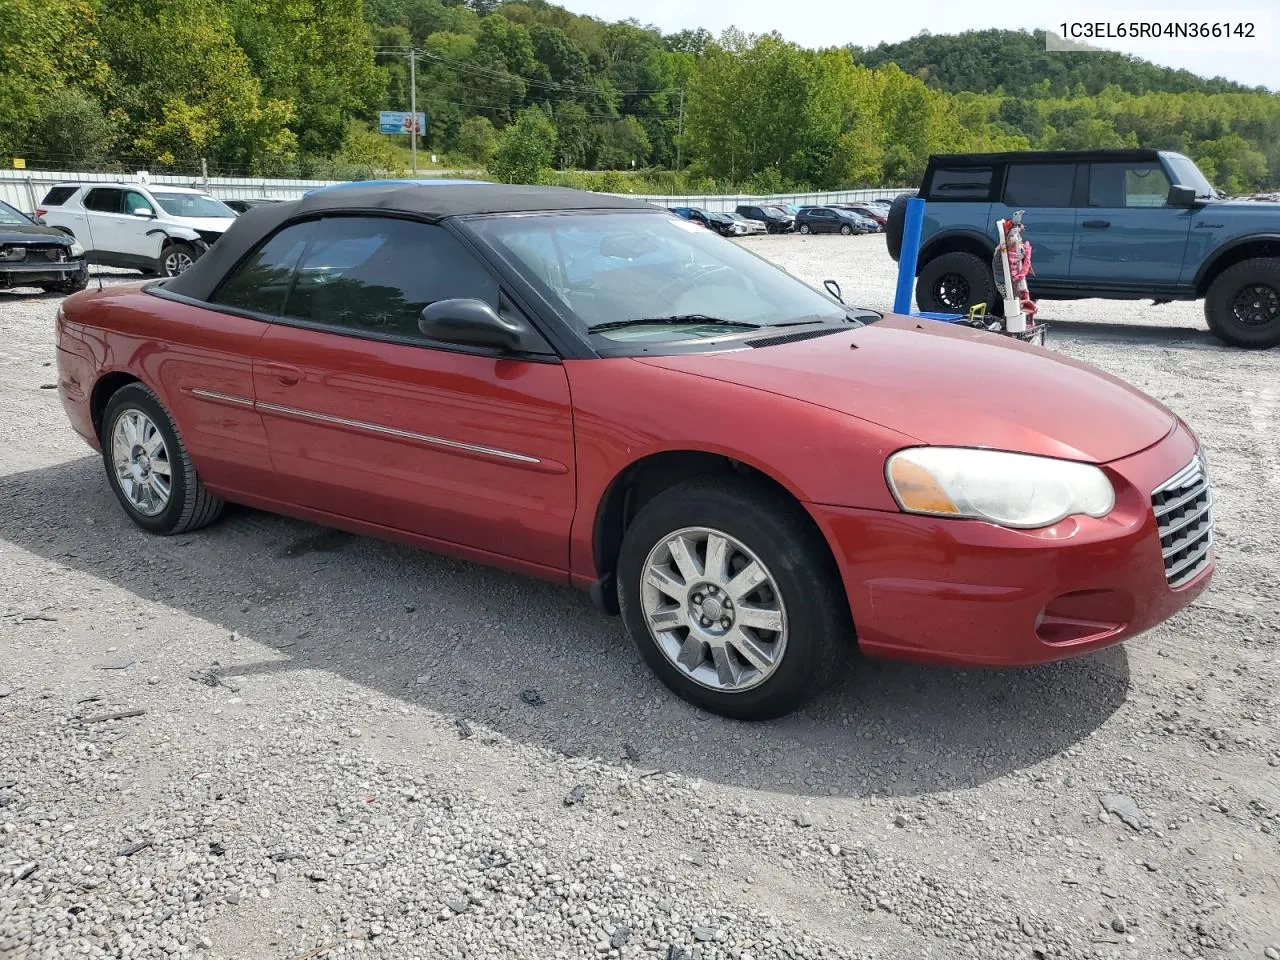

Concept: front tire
[[915, 251, 998, 315], [840, 224, 853, 236], [159, 242, 197, 278], [798, 223, 811, 235], [101, 383, 224, 534], [617, 479, 849, 720], [1205, 258, 1280, 348]]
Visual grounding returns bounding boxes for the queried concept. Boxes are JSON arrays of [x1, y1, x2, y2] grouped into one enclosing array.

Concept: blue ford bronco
[[887, 149, 1280, 348]]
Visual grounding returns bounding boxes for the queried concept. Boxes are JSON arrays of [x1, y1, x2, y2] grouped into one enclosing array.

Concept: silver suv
[[37, 182, 236, 277]]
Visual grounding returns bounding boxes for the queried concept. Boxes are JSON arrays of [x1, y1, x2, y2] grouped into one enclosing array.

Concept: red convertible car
[[55, 181, 1214, 719]]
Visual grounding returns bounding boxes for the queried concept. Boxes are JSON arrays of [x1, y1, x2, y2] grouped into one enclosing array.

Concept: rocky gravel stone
[[0, 254, 1277, 959]]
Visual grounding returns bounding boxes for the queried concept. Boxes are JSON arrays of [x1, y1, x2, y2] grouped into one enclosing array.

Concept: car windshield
[[151, 192, 235, 218], [470, 211, 850, 342], [1163, 154, 1217, 198], [0, 201, 33, 225]]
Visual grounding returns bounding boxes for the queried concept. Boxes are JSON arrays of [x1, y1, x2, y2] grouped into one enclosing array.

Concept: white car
[[726, 212, 768, 235], [37, 182, 236, 277]]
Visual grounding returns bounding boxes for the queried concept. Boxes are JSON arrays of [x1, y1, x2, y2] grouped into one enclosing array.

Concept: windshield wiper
[[589, 314, 761, 333]]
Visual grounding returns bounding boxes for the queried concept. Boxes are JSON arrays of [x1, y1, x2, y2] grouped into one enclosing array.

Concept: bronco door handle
[[1081, 219, 1111, 229]]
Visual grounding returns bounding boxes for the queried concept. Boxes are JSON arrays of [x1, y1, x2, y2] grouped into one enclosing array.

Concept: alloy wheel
[[164, 249, 195, 277], [1231, 283, 1280, 326], [640, 526, 788, 693], [934, 272, 970, 311], [111, 409, 172, 516]]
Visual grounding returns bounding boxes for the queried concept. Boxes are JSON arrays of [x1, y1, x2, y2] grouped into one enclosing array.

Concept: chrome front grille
[[1152, 453, 1213, 588]]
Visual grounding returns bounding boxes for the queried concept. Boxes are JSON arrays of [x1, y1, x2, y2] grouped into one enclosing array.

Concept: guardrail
[[0, 168, 907, 217]]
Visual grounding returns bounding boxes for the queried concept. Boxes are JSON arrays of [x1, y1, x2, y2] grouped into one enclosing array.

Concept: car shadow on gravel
[[0, 456, 1131, 800], [1047, 319, 1219, 348]]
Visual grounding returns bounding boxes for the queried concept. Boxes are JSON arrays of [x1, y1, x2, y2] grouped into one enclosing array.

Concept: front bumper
[[808, 424, 1213, 667], [1, 259, 86, 287]]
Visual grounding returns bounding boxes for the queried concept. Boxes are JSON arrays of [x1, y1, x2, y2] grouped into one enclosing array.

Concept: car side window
[[84, 188, 123, 213], [41, 186, 77, 206], [1088, 162, 1172, 208], [211, 220, 316, 315], [927, 167, 993, 200], [1003, 164, 1076, 207], [282, 216, 500, 341], [123, 190, 153, 216]]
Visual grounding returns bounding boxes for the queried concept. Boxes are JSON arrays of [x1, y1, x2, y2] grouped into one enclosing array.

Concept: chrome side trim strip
[[255, 400, 542, 465], [191, 388, 255, 408]]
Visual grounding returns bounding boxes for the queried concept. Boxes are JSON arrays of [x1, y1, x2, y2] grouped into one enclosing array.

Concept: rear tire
[[101, 383, 224, 534], [617, 479, 849, 720], [1205, 258, 1280, 349], [916, 251, 998, 316]]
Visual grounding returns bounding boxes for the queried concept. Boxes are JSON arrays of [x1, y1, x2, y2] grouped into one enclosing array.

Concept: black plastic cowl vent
[[746, 328, 844, 348]]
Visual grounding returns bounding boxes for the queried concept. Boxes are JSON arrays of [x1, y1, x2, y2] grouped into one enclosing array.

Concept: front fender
[[145, 226, 208, 251], [564, 357, 914, 583], [1190, 232, 1280, 290]]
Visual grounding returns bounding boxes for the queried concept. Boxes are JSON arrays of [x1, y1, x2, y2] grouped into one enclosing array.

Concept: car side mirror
[[418, 298, 528, 351], [132, 207, 154, 218], [1167, 184, 1200, 207]]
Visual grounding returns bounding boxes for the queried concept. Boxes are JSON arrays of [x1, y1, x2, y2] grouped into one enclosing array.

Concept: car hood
[[0, 223, 72, 243], [636, 315, 1176, 464]]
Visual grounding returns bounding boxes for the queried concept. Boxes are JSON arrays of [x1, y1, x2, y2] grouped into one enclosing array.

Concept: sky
[[560, 0, 1278, 91]]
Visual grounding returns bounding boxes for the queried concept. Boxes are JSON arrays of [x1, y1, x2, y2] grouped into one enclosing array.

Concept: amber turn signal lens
[[887, 458, 960, 515]]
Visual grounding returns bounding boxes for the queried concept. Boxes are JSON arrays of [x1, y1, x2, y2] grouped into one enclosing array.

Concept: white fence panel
[[0, 169, 342, 213], [0, 168, 907, 216]]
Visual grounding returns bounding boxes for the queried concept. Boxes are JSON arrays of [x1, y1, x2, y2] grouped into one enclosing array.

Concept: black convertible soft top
[[163, 180, 656, 301]]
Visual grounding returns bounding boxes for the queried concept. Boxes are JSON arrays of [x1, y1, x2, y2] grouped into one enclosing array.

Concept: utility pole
[[675, 89, 685, 171], [409, 49, 418, 174]]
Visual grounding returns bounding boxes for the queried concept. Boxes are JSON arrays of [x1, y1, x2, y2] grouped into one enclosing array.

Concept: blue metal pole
[[893, 196, 926, 315]]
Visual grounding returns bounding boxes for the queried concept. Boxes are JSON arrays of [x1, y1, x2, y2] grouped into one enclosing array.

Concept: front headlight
[[69, 239, 85, 257], [885, 447, 1115, 529]]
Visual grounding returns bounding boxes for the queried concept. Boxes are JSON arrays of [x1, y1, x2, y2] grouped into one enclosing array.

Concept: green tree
[[226, 0, 381, 157], [27, 89, 115, 165], [488, 106, 555, 182], [456, 115, 497, 162], [99, 0, 297, 171], [552, 100, 591, 168], [594, 115, 650, 168], [0, 0, 109, 159]]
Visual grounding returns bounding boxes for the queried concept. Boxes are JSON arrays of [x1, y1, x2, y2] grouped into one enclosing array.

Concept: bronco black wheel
[[915, 251, 998, 316], [1205, 258, 1280, 349]]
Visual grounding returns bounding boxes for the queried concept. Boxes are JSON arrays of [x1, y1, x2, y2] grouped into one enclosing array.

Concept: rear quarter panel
[[60, 286, 275, 494], [920, 202, 995, 261]]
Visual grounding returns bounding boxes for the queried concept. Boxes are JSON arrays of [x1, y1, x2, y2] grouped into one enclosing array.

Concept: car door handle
[[261, 362, 302, 386], [1081, 219, 1111, 229]]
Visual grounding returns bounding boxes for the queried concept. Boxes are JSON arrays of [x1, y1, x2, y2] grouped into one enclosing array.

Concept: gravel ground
[[1, 247, 1277, 960]]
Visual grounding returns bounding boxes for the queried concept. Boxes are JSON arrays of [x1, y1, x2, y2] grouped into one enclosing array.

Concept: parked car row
[[671, 199, 894, 238]]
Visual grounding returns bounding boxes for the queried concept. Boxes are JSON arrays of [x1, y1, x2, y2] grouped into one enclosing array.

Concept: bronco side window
[[926, 167, 994, 201]]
